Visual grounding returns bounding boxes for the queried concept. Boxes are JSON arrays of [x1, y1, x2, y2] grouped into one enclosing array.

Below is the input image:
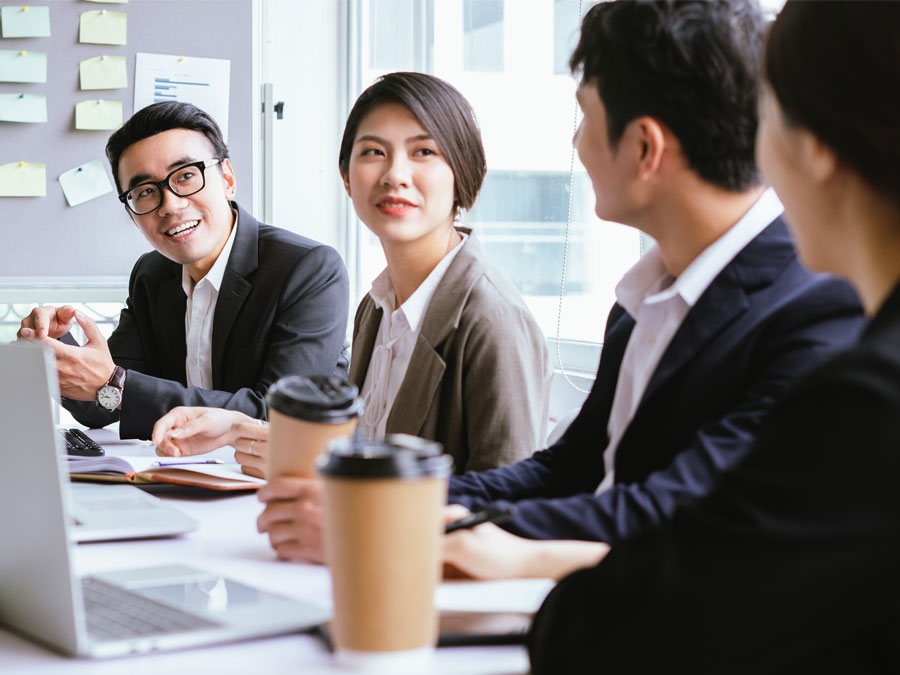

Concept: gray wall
[[0, 0, 253, 277]]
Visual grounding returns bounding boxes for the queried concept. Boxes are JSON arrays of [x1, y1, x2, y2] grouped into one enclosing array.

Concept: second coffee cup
[[265, 374, 361, 479]]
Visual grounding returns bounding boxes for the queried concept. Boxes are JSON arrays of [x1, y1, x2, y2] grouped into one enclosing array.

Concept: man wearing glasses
[[17, 101, 349, 439]]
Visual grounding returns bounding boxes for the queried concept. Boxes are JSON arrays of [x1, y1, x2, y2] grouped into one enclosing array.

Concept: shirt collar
[[182, 208, 239, 296], [616, 188, 783, 315], [368, 230, 469, 334]]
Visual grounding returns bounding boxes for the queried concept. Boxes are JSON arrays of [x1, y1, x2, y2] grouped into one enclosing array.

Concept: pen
[[153, 459, 224, 467], [444, 506, 515, 534]]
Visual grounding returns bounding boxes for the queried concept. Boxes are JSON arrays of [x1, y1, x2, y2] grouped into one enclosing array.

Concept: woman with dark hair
[[152, 72, 551, 562], [523, 2, 900, 671]]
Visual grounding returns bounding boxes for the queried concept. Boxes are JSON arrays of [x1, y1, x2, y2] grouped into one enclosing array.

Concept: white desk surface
[[0, 437, 550, 675]]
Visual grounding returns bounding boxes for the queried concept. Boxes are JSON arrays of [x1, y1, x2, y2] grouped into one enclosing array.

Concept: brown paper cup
[[267, 409, 357, 479]]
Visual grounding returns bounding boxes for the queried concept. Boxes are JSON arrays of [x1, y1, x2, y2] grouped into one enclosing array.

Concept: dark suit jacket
[[64, 203, 349, 439], [350, 230, 551, 472], [529, 281, 900, 675], [448, 218, 864, 541]]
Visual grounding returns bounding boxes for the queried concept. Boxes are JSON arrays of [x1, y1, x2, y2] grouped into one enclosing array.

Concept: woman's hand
[[152, 407, 269, 478], [442, 504, 610, 581]]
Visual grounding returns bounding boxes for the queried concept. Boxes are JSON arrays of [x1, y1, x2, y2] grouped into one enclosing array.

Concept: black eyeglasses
[[118, 158, 221, 215]]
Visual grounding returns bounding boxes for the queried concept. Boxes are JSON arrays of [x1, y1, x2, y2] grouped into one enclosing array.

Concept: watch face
[[97, 385, 122, 410]]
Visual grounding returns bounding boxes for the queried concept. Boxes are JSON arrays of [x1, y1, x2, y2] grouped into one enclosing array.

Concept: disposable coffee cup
[[318, 434, 453, 673], [265, 375, 361, 479]]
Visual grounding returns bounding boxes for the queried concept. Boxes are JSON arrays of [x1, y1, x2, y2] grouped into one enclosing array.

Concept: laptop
[[69, 482, 198, 543], [0, 342, 330, 657]]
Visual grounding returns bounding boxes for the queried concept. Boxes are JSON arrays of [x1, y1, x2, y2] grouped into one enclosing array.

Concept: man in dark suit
[[18, 102, 348, 440], [445, 0, 863, 547]]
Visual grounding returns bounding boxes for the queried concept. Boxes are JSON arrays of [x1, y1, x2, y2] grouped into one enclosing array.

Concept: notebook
[[0, 342, 329, 657]]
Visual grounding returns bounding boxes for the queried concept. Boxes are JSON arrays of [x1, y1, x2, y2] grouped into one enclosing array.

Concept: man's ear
[[220, 158, 237, 199], [632, 116, 666, 182]]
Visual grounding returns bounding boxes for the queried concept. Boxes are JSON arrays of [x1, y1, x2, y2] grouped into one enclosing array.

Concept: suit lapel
[[211, 204, 258, 388], [349, 299, 382, 389], [157, 271, 188, 385], [385, 228, 479, 435]]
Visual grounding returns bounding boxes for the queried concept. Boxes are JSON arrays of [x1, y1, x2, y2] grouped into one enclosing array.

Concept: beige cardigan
[[349, 230, 551, 473]]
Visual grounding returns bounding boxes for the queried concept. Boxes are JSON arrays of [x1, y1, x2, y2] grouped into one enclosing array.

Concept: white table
[[0, 438, 547, 675]]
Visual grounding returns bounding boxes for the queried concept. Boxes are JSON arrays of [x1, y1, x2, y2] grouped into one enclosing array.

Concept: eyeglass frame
[[117, 158, 222, 215]]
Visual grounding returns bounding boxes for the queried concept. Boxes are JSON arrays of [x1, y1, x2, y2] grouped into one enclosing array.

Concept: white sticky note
[[0, 6, 51, 38], [0, 162, 46, 197], [79, 55, 127, 90], [75, 99, 123, 131], [0, 50, 47, 84], [58, 160, 114, 207], [79, 10, 127, 45], [0, 93, 47, 123]]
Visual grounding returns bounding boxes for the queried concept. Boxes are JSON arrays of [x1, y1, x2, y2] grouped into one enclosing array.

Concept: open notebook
[[67, 454, 266, 491]]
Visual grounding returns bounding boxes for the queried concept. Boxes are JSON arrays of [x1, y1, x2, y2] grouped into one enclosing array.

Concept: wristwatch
[[96, 366, 126, 410]]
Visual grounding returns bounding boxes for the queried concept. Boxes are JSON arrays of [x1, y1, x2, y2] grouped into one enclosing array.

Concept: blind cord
[[554, 0, 591, 395]]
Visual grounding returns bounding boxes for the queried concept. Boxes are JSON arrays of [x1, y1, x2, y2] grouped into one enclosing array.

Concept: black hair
[[106, 101, 229, 191], [765, 0, 900, 207], [339, 72, 486, 215], [570, 0, 766, 191]]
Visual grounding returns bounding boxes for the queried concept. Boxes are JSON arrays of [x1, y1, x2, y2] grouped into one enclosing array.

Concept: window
[[353, 0, 642, 355]]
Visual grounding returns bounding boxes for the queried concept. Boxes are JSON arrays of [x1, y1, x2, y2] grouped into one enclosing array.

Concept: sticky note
[[58, 160, 114, 207], [79, 55, 127, 90], [0, 50, 47, 84], [0, 162, 46, 197], [75, 99, 123, 130], [0, 6, 51, 38], [0, 93, 47, 123], [79, 10, 127, 46]]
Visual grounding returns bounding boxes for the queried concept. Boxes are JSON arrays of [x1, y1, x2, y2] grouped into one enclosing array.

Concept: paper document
[[0, 162, 46, 197], [58, 160, 114, 207], [0, 5, 51, 38], [75, 99, 123, 130], [79, 55, 127, 90], [134, 53, 231, 141], [0, 50, 47, 84], [436, 579, 555, 613], [79, 9, 127, 45], [0, 93, 47, 123]]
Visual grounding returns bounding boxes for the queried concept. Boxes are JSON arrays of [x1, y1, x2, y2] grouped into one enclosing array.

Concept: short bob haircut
[[106, 101, 229, 192], [338, 72, 486, 216], [765, 0, 900, 209]]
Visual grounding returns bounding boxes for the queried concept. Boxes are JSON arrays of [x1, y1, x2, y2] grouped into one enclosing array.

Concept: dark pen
[[444, 506, 515, 534]]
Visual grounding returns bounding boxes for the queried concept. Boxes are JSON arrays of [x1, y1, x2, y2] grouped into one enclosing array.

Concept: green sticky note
[[58, 160, 114, 207], [0, 93, 47, 123], [75, 99, 123, 131], [79, 55, 127, 90], [0, 162, 46, 197], [79, 10, 127, 46], [0, 50, 47, 84], [0, 6, 51, 38]]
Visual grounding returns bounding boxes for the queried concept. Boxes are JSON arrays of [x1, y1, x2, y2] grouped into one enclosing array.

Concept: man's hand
[[17, 305, 77, 340], [23, 311, 116, 401], [153, 408, 269, 478], [257, 477, 324, 563]]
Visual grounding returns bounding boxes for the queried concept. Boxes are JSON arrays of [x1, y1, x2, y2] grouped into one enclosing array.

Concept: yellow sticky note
[[79, 56, 127, 90], [0, 6, 51, 38], [0, 93, 47, 123], [0, 162, 46, 197], [58, 160, 114, 207], [75, 99, 123, 131], [0, 50, 47, 84], [79, 10, 127, 46]]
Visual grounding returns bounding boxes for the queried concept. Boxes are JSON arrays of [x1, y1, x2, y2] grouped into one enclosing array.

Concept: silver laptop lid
[[0, 342, 86, 654]]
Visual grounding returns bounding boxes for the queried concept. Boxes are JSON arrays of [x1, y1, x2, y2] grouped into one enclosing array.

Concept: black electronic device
[[64, 428, 105, 457]]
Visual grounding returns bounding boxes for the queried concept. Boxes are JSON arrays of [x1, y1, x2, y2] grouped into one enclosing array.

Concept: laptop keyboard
[[82, 577, 221, 641]]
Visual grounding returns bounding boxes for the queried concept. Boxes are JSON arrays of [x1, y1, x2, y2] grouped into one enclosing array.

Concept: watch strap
[[106, 365, 126, 390]]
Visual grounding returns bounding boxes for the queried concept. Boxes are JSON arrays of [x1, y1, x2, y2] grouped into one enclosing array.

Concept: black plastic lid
[[266, 375, 361, 423], [317, 434, 453, 479]]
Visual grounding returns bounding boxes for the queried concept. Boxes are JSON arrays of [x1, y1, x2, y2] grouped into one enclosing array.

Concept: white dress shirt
[[182, 212, 239, 390], [595, 188, 783, 494], [358, 232, 469, 438]]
